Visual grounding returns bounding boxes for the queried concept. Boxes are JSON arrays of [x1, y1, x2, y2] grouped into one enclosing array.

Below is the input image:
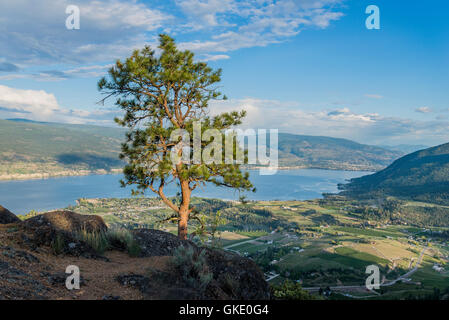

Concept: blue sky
[[0, 0, 447, 146]]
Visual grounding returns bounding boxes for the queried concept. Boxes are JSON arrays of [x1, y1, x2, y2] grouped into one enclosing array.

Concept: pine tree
[[98, 34, 254, 239]]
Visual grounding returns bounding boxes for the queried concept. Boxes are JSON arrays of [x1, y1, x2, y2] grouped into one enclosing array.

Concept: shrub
[[171, 245, 213, 292], [51, 234, 65, 255], [107, 228, 141, 257], [75, 228, 109, 255], [271, 280, 316, 300]]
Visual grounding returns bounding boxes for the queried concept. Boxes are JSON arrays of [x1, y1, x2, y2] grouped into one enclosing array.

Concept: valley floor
[[46, 196, 449, 300]]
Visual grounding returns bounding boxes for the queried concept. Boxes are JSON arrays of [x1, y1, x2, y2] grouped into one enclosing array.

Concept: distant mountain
[[0, 119, 125, 179], [276, 133, 403, 171], [339, 143, 449, 205], [6, 118, 49, 124], [378, 144, 429, 154], [0, 119, 403, 179]]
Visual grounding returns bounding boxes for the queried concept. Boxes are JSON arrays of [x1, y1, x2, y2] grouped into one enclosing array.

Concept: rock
[[132, 228, 195, 257], [47, 272, 86, 286], [24, 210, 107, 234], [0, 258, 48, 299], [204, 248, 270, 300], [0, 205, 21, 224], [102, 295, 121, 300], [1, 246, 39, 263], [116, 273, 201, 300], [20, 211, 107, 258], [117, 274, 150, 290], [127, 229, 270, 300]]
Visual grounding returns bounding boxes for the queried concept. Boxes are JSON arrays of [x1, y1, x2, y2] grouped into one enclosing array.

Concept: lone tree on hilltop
[[98, 34, 254, 240]]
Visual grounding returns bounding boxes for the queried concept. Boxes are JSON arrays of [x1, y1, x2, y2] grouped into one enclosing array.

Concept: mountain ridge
[[0, 119, 403, 180], [339, 142, 449, 205]]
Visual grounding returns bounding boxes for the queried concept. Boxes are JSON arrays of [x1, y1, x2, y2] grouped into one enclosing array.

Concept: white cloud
[[2, 88, 447, 145], [177, 0, 345, 54], [0, 85, 118, 124], [175, 0, 235, 28], [0, 64, 113, 81], [0, 0, 171, 66], [415, 106, 432, 113], [0, 0, 344, 71], [200, 54, 231, 61], [365, 94, 383, 99], [209, 98, 449, 145]]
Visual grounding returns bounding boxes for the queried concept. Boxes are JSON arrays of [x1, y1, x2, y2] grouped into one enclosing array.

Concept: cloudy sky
[[0, 0, 447, 146]]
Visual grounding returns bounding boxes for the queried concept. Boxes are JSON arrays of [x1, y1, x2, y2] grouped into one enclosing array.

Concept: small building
[[433, 264, 444, 272]]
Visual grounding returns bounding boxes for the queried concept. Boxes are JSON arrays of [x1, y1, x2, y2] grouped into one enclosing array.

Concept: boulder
[[0, 206, 21, 224], [132, 228, 193, 257], [20, 211, 107, 258], [23, 210, 107, 234], [130, 228, 270, 300]]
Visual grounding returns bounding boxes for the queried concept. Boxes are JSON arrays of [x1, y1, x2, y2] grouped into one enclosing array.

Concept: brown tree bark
[[177, 179, 191, 240], [178, 208, 189, 240]]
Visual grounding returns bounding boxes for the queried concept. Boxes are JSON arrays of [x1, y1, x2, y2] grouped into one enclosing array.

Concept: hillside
[[339, 142, 449, 205], [378, 144, 429, 154], [0, 208, 269, 300], [0, 119, 125, 179], [55, 197, 449, 298], [0, 119, 402, 180], [277, 133, 402, 170]]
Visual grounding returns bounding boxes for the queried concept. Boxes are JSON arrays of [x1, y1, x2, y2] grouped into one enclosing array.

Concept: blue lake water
[[0, 169, 371, 215]]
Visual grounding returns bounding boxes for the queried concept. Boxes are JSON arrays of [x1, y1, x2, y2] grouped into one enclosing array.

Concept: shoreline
[[0, 168, 123, 182], [0, 165, 376, 182]]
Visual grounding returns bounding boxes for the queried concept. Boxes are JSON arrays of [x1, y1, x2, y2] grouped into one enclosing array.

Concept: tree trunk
[[177, 178, 191, 240], [178, 208, 189, 240]]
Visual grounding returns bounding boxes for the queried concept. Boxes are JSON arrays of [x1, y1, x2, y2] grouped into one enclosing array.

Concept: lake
[[0, 169, 371, 215]]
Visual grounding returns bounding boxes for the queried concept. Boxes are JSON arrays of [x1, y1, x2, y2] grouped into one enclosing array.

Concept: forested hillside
[[339, 143, 449, 205]]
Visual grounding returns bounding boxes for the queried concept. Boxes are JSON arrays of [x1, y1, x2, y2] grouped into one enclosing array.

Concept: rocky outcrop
[[0, 205, 21, 224], [0, 255, 50, 300], [129, 228, 270, 300], [23, 210, 107, 233], [19, 211, 107, 258], [132, 228, 193, 257], [204, 248, 270, 300], [0, 212, 270, 300]]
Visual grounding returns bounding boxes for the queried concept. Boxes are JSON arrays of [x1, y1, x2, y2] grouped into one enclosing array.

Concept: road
[[224, 238, 260, 250], [225, 233, 428, 294], [303, 246, 427, 292]]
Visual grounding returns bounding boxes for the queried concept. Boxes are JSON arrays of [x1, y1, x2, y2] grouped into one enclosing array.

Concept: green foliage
[[171, 245, 213, 291], [340, 142, 449, 205], [271, 280, 315, 300], [191, 210, 226, 247], [51, 234, 65, 255], [74, 227, 142, 257], [6, 226, 18, 233], [98, 34, 253, 238], [107, 228, 141, 257], [75, 228, 109, 255]]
